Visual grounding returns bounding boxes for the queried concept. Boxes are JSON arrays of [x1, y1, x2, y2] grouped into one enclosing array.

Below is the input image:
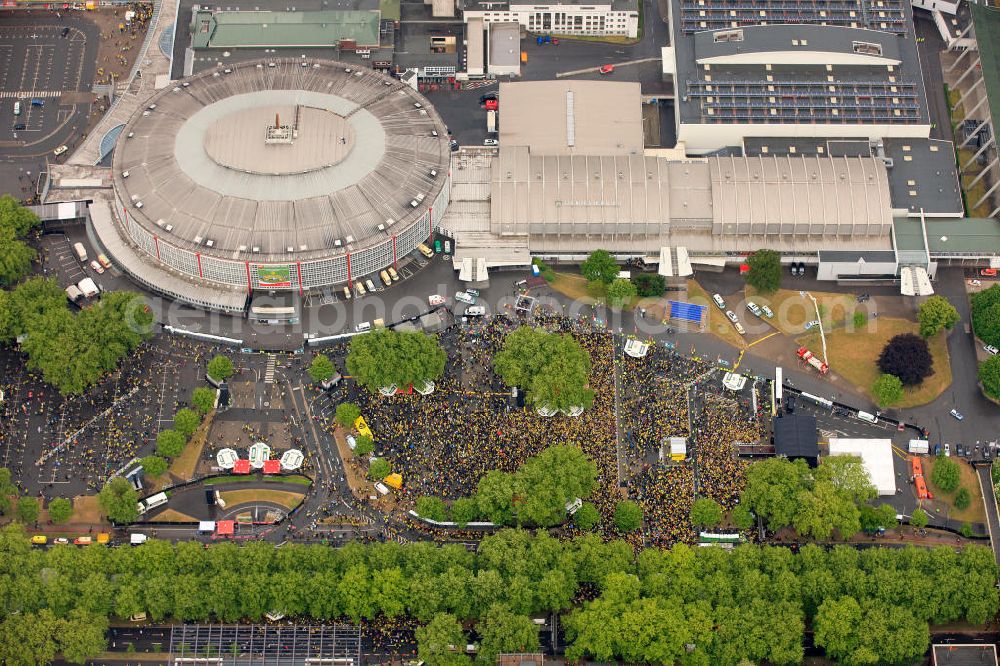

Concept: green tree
[[514, 445, 597, 527], [156, 429, 186, 458], [605, 278, 637, 309], [477, 604, 540, 665], [475, 470, 516, 525], [573, 502, 600, 530], [580, 249, 619, 284], [814, 597, 928, 666], [745, 249, 782, 294], [633, 273, 665, 297], [308, 354, 336, 383], [742, 457, 811, 529], [690, 497, 723, 528], [918, 295, 960, 337], [815, 455, 876, 502], [141, 455, 168, 478], [47, 497, 73, 524], [369, 458, 391, 481], [335, 403, 361, 428], [972, 284, 1000, 347], [98, 477, 139, 524], [875, 503, 898, 528], [0, 194, 40, 236], [979, 355, 1000, 400], [931, 456, 960, 493], [354, 435, 374, 457], [191, 386, 216, 415], [910, 507, 929, 529], [493, 327, 593, 412], [416, 496, 448, 521], [614, 500, 643, 532], [173, 408, 201, 439], [207, 355, 234, 382], [792, 481, 861, 540], [58, 608, 108, 664], [16, 497, 38, 524], [955, 487, 972, 510], [731, 504, 754, 531], [347, 329, 446, 392], [0, 609, 59, 666], [0, 224, 37, 286], [871, 373, 904, 409], [0, 276, 66, 342], [450, 497, 479, 527], [0, 468, 18, 515], [415, 613, 470, 666]]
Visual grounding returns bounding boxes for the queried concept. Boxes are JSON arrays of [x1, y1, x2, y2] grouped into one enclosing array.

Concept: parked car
[[725, 310, 739, 323], [599, 64, 615, 74], [985, 345, 999, 355], [950, 409, 964, 421], [944, 443, 951, 457], [455, 291, 476, 305], [31, 535, 47, 545], [346, 434, 357, 450], [12, 123, 25, 130], [484, 138, 498, 146], [956, 443, 965, 457], [428, 294, 445, 306], [933, 444, 941, 456], [760, 305, 774, 319], [712, 293, 726, 309], [804, 320, 820, 330], [746, 301, 762, 317], [734, 322, 746, 335], [90, 260, 104, 274]]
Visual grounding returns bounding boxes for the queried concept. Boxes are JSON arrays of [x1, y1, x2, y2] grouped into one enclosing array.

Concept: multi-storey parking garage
[[102, 58, 450, 305]]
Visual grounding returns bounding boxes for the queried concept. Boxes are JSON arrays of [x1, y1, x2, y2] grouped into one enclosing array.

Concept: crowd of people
[[342, 313, 767, 545]]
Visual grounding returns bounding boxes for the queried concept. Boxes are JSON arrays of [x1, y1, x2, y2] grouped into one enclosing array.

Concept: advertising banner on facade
[[257, 265, 292, 288]]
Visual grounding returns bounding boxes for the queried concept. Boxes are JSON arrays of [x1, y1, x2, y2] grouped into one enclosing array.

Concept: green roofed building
[[190, 9, 383, 50]]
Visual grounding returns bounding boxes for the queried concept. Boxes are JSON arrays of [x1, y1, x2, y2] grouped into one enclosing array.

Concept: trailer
[[65, 284, 83, 302], [487, 109, 497, 134], [908, 439, 930, 454], [796, 347, 829, 374], [77, 277, 100, 298]]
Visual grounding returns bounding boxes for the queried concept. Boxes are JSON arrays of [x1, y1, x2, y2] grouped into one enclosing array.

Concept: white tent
[[216, 448, 238, 469], [280, 449, 304, 471], [827, 438, 896, 496], [248, 442, 271, 469]]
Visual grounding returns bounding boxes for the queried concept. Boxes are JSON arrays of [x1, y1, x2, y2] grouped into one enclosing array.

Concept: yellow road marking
[[747, 331, 781, 348]]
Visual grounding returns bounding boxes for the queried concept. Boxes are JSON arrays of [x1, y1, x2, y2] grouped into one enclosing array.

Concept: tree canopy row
[[0, 525, 994, 665]]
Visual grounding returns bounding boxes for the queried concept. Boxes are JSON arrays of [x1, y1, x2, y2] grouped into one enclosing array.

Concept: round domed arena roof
[[112, 59, 450, 262]]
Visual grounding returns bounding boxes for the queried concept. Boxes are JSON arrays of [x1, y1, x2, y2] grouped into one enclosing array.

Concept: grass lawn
[[549, 272, 605, 304], [71, 495, 105, 525], [168, 412, 214, 482], [219, 489, 305, 510], [797, 318, 951, 408], [687, 279, 746, 349], [923, 456, 987, 525], [148, 508, 197, 523], [745, 286, 865, 336], [204, 474, 312, 486]]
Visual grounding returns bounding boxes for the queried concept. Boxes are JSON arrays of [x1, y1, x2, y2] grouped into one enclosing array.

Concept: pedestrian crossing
[[264, 355, 276, 384], [0, 91, 62, 99]]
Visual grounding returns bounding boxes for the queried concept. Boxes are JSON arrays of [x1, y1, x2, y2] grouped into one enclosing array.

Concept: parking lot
[[0, 13, 99, 201]]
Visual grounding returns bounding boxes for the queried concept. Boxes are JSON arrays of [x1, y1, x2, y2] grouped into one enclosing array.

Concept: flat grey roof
[[113, 58, 450, 262], [882, 138, 963, 216], [693, 24, 902, 64], [671, 0, 929, 128], [819, 249, 897, 262], [489, 22, 521, 69], [743, 137, 870, 158], [498, 80, 644, 156]]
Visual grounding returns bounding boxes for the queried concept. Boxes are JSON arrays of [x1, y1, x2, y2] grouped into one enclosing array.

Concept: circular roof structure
[[112, 59, 450, 263]]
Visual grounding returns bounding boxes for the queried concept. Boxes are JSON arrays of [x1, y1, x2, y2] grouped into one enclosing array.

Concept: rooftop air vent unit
[[122, 170, 130, 178], [206, 239, 215, 247], [164, 224, 173, 232], [335, 239, 343, 247], [345, 236, 355, 244]]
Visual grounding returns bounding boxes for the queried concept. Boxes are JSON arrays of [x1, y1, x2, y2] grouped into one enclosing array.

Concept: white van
[[465, 306, 486, 316], [365, 278, 376, 293], [374, 482, 390, 496], [13, 101, 20, 116], [130, 533, 148, 545], [356, 322, 372, 333], [73, 242, 88, 262], [856, 411, 879, 424], [712, 294, 726, 309]]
